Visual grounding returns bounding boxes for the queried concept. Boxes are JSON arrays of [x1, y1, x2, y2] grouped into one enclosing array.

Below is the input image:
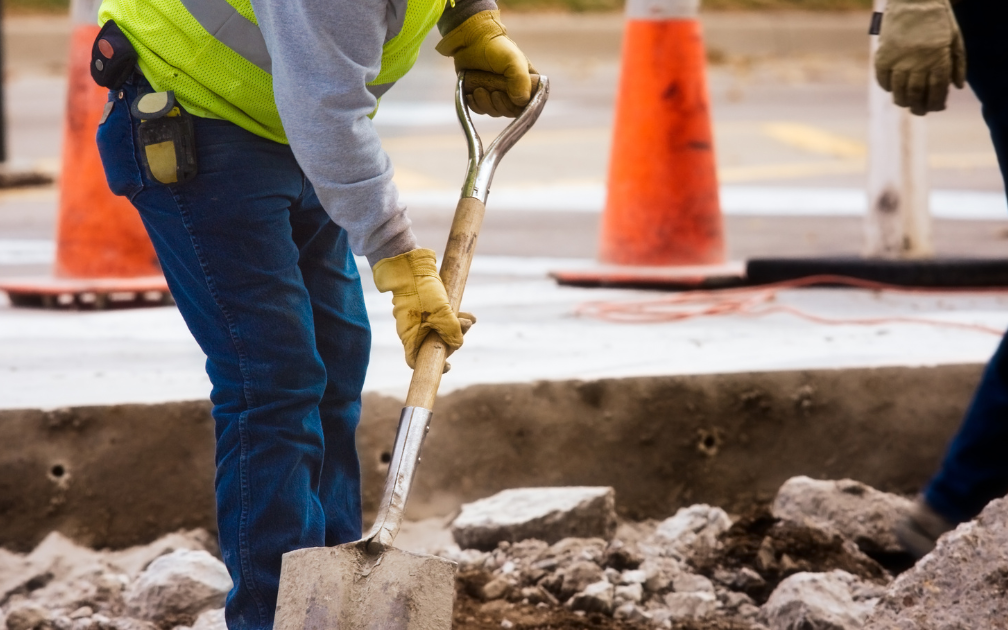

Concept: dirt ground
[[689, 507, 898, 604]]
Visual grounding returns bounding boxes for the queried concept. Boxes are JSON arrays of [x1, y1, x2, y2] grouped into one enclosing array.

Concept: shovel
[[274, 69, 549, 630]]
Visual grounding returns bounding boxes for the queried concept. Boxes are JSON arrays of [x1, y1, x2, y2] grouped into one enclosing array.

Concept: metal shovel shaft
[[363, 72, 550, 553]]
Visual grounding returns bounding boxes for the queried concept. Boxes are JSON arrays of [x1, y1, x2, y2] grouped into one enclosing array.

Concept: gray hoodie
[[248, 0, 495, 266]]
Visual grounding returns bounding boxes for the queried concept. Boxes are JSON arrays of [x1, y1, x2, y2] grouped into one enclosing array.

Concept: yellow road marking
[[761, 122, 866, 158], [719, 159, 865, 183]]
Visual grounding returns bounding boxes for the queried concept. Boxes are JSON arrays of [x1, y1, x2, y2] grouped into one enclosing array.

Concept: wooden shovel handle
[[462, 70, 541, 97], [403, 196, 486, 410]]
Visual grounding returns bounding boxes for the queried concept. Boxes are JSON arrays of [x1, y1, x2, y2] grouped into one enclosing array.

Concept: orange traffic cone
[[553, 0, 742, 289], [0, 0, 169, 308]]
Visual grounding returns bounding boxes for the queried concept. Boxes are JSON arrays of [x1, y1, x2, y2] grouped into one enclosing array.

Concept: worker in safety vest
[[874, 0, 1008, 557], [91, 0, 533, 627]]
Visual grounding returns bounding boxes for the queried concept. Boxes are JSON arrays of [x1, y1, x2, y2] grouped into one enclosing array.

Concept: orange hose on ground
[[575, 275, 1008, 335]]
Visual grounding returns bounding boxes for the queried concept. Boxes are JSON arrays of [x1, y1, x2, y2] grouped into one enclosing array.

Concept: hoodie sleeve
[[248, 0, 418, 267]]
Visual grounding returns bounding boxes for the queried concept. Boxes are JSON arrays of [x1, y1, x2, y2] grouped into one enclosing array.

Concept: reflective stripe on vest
[[177, 0, 403, 99], [178, 0, 272, 74]]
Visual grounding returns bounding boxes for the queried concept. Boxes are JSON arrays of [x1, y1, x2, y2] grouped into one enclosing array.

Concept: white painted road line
[[0, 239, 55, 265], [401, 185, 1008, 219]]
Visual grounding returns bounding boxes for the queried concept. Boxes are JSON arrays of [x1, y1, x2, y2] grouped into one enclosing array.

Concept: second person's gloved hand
[[436, 10, 535, 117], [372, 248, 475, 369], [875, 0, 965, 116]]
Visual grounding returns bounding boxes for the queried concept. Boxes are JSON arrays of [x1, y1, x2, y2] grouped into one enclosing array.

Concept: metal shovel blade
[[274, 543, 457, 630]]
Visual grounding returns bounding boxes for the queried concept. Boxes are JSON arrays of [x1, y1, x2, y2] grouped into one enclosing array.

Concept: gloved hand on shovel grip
[[874, 0, 965, 116], [436, 10, 535, 117], [372, 248, 475, 370]]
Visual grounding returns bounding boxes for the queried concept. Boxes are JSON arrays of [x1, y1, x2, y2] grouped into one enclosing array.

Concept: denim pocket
[[95, 89, 144, 200]]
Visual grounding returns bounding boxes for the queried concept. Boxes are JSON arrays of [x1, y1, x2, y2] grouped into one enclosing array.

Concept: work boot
[[895, 496, 956, 559]]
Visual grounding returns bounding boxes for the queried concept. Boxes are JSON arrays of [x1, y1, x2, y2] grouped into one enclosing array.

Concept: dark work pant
[[96, 74, 370, 630], [923, 0, 1008, 523]]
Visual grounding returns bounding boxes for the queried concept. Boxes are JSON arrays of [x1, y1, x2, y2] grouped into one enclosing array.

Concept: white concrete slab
[[2, 254, 1006, 410]]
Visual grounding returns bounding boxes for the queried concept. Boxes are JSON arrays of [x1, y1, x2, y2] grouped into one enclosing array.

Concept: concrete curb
[[0, 363, 980, 551]]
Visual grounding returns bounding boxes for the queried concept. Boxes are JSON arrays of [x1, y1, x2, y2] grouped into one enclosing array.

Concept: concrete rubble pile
[[442, 490, 760, 628], [0, 531, 228, 630], [440, 481, 1005, 629], [2, 479, 1006, 629]]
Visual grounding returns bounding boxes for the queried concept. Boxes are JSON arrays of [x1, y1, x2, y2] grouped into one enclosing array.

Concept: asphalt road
[[0, 11, 1005, 273]]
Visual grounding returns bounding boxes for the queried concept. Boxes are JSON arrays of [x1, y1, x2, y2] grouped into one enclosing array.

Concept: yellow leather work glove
[[372, 248, 475, 369], [435, 10, 535, 118], [875, 0, 965, 116]]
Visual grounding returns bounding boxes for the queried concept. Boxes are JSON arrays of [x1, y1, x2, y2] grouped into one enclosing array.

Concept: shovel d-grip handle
[[462, 70, 542, 99], [363, 71, 549, 554]]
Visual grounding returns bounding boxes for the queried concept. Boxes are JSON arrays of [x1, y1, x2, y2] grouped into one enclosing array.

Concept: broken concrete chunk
[[107, 531, 217, 580], [760, 570, 878, 630], [719, 590, 756, 612], [651, 505, 732, 560], [519, 586, 557, 606], [863, 496, 1008, 630], [672, 572, 714, 594], [567, 580, 613, 615], [450, 487, 617, 551], [5, 603, 53, 630], [558, 561, 604, 601], [613, 582, 643, 604], [662, 591, 718, 620], [602, 540, 642, 571], [531, 538, 607, 582], [772, 476, 915, 554], [639, 557, 683, 594], [124, 550, 232, 627], [612, 603, 651, 623], [481, 577, 512, 601], [105, 619, 158, 630]]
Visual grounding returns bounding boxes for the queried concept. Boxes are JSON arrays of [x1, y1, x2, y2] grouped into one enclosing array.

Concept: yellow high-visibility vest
[[99, 0, 445, 144]]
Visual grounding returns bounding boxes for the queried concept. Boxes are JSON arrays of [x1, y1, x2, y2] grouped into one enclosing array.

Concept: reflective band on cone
[[0, 0, 169, 309]]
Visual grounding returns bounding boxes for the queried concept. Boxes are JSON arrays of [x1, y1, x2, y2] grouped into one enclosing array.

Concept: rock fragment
[[661, 591, 718, 620], [105, 619, 157, 630], [759, 570, 879, 630], [450, 487, 617, 551], [602, 540, 642, 571], [772, 476, 914, 554], [529, 537, 607, 581], [863, 496, 1008, 630], [567, 580, 613, 614], [650, 505, 731, 561], [672, 572, 714, 594], [557, 561, 604, 601], [639, 557, 682, 594], [613, 582, 642, 605], [124, 550, 231, 627], [612, 603, 651, 623], [5, 603, 53, 630], [481, 577, 511, 601]]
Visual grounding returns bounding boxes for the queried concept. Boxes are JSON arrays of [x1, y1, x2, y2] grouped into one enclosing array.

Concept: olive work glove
[[435, 10, 536, 118], [372, 248, 475, 370], [875, 0, 966, 116]]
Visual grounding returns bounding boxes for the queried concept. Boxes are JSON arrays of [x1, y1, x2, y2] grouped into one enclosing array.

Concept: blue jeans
[[924, 0, 1008, 523], [96, 75, 371, 630]]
